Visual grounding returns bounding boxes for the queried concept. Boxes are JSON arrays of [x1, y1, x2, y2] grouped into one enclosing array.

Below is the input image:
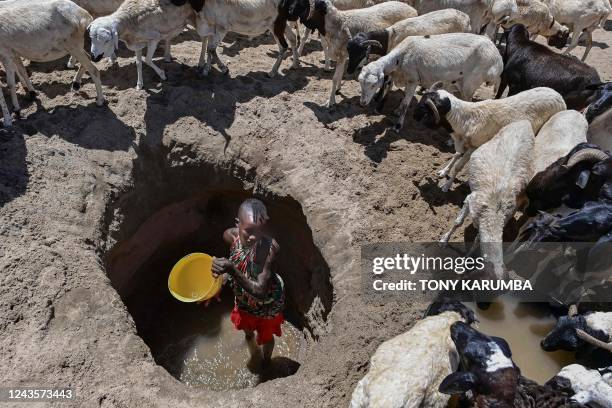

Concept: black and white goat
[[496, 24, 602, 111], [439, 322, 583, 407]]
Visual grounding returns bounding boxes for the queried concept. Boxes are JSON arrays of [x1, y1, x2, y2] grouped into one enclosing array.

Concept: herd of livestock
[[1, 0, 612, 406]]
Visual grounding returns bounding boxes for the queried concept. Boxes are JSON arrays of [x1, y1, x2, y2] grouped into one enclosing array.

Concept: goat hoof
[[393, 123, 402, 132], [13, 109, 22, 120], [71, 82, 81, 91], [159, 71, 167, 81], [28, 91, 37, 100], [96, 98, 107, 107], [136, 83, 144, 91], [441, 182, 452, 193]]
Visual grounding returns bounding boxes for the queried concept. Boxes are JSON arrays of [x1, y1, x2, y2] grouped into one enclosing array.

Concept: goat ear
[[439, 372, 478, 395], [492, 336, 512, 357]]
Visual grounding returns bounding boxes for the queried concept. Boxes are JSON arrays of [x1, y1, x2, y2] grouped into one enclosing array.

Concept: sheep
[[358, 33, 502, 131], [532, 111, 588, 176], [413, 86, 566, 192], [413, 0, 518, 38], [346, 9, 472, 75], [588, 113, 612, 155], [89, 0, 194, 90], [0, 0, 105, 114], [298, 0, 413, 71], [496, 24, 601, 111], [185, 0, 310, 78], [585, 82, 612, 124], [525, 143, 610, 215], [349, 301, 476, 408], [547, 364, 612, 407], [541, 305, 612, 356], [439, 321, 584, 407], [542, 0, 611, 61], [439, 121, 535, 280], [501, 0, 569, 47], [301, 0, 417, 108]]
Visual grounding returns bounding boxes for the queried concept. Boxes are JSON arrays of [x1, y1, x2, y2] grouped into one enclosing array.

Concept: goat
[[525, 143, 610, 215], [0, 0, 105, 115], [440, 120, 534, 280], [413, 86, 565, 192], [346, 9, 472, 75], [301, 0, 417, 108], [413, 0, 518, 38], [542, 0, 612, 61], [542, 305, 612, 356], [358, 33, 502, 131], [186, 0, 310, 77], [298, 0, 412, 71], [89, 0, 194, 90], [439, 321, 583, 408], [349, 301, 476, 408], [585, 82, 612, 124], [547, 364, 612, 407], [501, 0, 569, 47], [496, 24, 601, 111]]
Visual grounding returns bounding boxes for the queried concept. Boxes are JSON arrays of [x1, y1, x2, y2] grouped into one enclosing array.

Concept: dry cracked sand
[[0, 23, 611, 408]]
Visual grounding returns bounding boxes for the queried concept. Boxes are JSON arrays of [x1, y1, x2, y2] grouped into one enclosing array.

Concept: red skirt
[[230, 306, 284, 345]]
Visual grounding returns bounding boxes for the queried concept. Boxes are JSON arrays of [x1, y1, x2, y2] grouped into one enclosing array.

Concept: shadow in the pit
[[413, 177, 470, 212], [222, 32, 277, 58], [258, 357, 301, 383], [10, 101, 135, 152], [142, 62, 317, 147], [0, 129, 29, 207]]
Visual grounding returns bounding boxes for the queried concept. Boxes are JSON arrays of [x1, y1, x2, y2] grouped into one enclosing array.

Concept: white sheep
[[533, 110, 588, 176], [503, 0, 569, 42], [0, 0, 105, 114], [551, 364, 612, 407], [588, 109, 612, 153], [542, 0, 611, 61], [88, 0, 194, 90], [440, 121, 535, 279], [346, 9, 472, 75], [413, 0, 518, 38], [192, 0, 304, 77], [298, 0, 413, 70], [413, 86, 566, 192], [358, 33, 503, 131], [349, 302, 475, 408], [305, 0, 416, 107]]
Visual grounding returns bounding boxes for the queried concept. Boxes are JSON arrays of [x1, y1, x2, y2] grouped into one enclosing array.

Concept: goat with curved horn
[[564, 148, 610, 169]]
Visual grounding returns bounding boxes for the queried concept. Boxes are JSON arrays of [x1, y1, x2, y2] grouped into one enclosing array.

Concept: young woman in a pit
[[209, 198, 285, 366]]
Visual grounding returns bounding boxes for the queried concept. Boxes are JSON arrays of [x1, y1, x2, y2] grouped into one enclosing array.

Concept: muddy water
[[469, 297, 575, 384], [156, 292, 302, 391]]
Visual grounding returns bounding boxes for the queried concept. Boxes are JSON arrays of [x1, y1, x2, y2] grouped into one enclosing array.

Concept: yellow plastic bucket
[[168, 253, 222, 302]]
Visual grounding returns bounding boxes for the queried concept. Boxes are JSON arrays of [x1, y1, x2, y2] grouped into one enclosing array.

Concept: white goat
[[542, 0, 611, 61], [503, 0, 569, 42], [533, 110, 588, 176], [413, 0, 518, 38], [440, 121, 535, 279], [0, 0, 105, 114], [307, 0, 416, 107], [192, 0, 303, 77], [551, 364, 612, 407], [358, 33, 503, 131], [349, 303, 475, 408], [88, 0, 194, 90], [413, 86, 566, 192], [298, 0, 413, 70]]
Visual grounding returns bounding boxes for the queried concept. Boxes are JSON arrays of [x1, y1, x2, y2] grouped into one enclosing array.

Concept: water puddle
[[469, 297, 575, 384], [155, 292, 301, 390]]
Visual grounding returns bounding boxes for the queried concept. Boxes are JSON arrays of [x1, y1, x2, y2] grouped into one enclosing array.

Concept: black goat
[[496, 24, 602, 111], [439, 322, 583, 408], [525, 143, 611, 215], [346, 31, 388, 75], [585, 82, 612, 124]]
